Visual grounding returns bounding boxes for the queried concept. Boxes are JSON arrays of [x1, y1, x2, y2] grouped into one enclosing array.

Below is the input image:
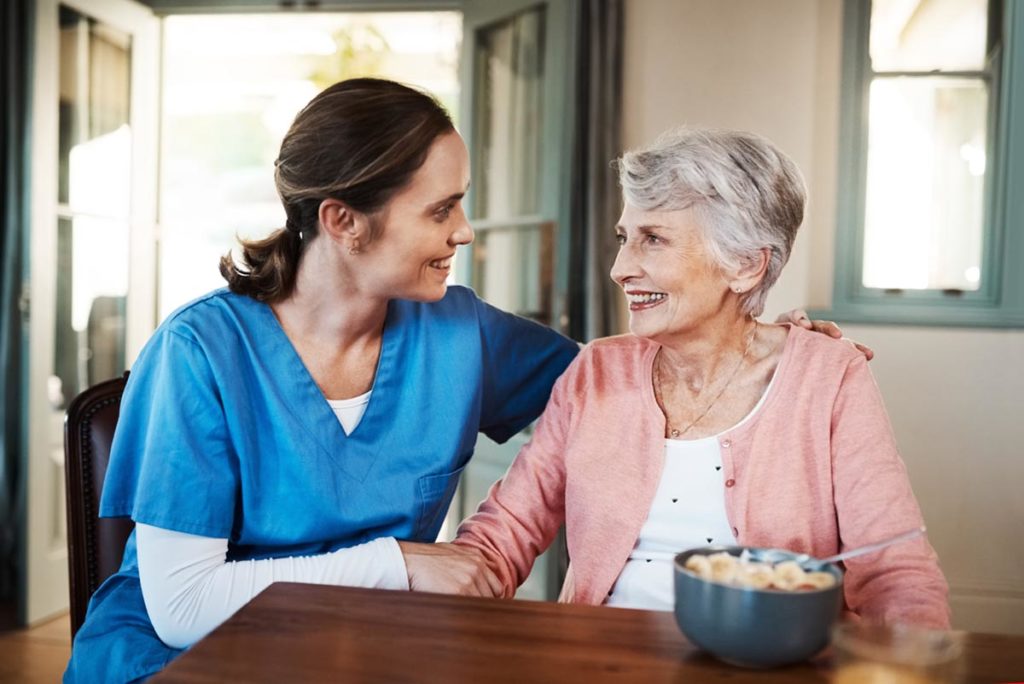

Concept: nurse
[[64, 78, 852, 682], [64, 78, 579, 683]]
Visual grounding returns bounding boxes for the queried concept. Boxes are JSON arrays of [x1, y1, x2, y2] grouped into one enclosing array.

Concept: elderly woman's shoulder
[[581, 333, 654, 354], [570, 334, 656, 372], [786, 324, 867, 366], [550, 334, 655, 392]]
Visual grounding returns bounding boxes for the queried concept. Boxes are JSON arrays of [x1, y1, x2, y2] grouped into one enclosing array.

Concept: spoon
[[806, 526, 927, 567]]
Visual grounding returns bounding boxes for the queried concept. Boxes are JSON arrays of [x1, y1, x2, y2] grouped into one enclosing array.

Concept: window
[[465, 6, 554, 326], [828, 0, 1024, 326], [157, 12, 461, 319]]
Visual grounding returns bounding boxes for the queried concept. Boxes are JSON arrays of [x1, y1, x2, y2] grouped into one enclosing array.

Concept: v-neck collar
[[255, 298, 399, 482]]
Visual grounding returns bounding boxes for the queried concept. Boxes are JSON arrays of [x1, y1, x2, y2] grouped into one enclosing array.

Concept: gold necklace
[[654, 321, 758, 439]]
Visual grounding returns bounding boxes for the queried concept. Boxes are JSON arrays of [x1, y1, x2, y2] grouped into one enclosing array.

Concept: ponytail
[[219, 227, 303, 302]]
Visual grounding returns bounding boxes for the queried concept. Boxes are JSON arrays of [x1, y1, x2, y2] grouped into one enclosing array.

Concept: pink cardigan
[[455, 325, 950, 628]]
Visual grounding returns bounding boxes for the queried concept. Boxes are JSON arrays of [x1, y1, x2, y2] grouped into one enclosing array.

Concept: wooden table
[[154, 583, 1024, 683]]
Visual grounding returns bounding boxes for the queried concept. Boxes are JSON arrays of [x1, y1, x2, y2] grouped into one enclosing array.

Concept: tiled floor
[[0, 612, 71, 683]]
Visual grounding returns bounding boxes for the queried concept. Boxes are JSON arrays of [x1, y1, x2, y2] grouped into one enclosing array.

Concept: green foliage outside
[[308, 23, 391, 90]]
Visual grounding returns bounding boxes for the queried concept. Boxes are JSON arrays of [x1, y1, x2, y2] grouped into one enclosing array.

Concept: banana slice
[[801, 571, 836, 590], [684, 554, 713, 580], [770, 560, 807, 590], [708, 552, 739, 583], [735, 562, 774, 589]]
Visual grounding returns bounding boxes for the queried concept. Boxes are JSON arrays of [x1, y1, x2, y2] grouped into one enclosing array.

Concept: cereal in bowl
[[683, 552, 837, 591]]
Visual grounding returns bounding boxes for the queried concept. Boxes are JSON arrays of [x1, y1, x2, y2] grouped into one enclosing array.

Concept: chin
[[631, 329, 661, 342], [629, 317, 678, 342], [408, 282, 449, 303], [627, 315, 656, 339]]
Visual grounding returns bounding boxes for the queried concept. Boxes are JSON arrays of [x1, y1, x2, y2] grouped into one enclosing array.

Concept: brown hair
[[219, 78, 455, 302]]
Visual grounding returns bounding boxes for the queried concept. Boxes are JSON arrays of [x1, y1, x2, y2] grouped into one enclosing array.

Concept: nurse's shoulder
[[133, 288, 264, 367], [396, 284, 577, 353], [420, 284, 571, 339]]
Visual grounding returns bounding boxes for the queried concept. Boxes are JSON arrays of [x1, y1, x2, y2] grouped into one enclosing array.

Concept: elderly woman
[[454, 127, 950, 628]]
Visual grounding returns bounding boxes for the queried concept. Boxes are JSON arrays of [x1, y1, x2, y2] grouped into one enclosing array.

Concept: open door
[[454, 0, 577, 601], [27, 0, 158, 624]]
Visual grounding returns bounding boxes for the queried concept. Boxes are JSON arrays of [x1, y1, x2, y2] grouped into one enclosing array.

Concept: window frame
[[823, 0, 1024, 327]]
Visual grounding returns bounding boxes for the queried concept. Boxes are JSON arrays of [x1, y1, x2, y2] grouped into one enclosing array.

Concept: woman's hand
[[776, 309, 874, 360], [397, 541, 504, 598]]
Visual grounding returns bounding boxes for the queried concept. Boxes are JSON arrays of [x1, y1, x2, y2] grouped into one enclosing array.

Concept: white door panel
[[28, 0, 157, 624]]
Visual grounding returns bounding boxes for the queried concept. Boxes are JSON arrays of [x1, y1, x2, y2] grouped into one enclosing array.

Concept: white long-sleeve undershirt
[[136, 523, 409, 649]]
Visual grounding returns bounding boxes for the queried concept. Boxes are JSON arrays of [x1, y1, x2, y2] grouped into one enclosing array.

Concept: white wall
[[622, 0, 824, 319], [623, 0, 1024, 634]]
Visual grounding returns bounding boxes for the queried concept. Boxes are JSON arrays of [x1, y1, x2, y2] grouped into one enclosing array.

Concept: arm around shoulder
[[474, 294, 579, 443]]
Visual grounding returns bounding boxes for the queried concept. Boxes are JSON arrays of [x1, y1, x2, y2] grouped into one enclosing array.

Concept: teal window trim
[[817, 0, 1024, 328]]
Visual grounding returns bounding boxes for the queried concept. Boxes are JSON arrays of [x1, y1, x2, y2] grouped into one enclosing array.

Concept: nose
[[610, 242, 637, 286], [449, 213, 474, 246]]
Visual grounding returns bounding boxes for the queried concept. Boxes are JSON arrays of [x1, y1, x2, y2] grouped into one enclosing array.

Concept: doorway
[[27, 0, 158, 625]]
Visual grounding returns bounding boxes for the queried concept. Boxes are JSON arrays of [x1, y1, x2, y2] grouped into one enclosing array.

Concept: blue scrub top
[[64, 286, 578, 683]]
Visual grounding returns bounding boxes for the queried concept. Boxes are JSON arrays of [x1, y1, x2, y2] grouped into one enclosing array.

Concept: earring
[[349, 240, 360, 256], [732, 286, 743, 293], [349, 248, 360, 255]]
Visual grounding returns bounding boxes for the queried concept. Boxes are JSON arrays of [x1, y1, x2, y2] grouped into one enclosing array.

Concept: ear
[[728, 248, 771, 294], [318, 198, 371, 251]]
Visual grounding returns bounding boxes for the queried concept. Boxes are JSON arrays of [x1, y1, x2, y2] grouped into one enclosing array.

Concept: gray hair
[[616, 127, 806, 317]]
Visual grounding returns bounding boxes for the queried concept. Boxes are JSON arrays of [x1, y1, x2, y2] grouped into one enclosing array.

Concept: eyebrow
[[614, 223, 671, 232], [430, 181, 471, 208]]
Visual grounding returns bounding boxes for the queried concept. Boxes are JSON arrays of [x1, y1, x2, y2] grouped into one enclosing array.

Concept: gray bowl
[[673, 546, 844, 668]]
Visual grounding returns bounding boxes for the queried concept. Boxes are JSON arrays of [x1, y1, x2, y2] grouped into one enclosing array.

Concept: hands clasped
[[397, 541, 504, 598]]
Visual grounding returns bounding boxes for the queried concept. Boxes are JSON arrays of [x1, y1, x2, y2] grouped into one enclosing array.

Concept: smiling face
[[358, 131, 473, 302], [610, 203, 735, 342]]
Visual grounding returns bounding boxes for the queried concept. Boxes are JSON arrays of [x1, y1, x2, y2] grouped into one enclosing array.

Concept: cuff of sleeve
[[378, 537, 410, 591]]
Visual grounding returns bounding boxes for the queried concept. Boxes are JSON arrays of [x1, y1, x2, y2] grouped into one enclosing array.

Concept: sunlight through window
[[861, 0, 990, 292], [158, 13, 461, 318]]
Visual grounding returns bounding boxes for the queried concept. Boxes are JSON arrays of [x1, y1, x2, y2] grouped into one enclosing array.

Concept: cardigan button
[[721, 439, 732, 448], [725, 478, 736, 487]]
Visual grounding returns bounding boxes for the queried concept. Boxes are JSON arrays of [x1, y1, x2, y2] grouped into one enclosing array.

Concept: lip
[[428, 254, 455, 270], [624, 289, 667, 312], [628, 299, 665, 312]]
